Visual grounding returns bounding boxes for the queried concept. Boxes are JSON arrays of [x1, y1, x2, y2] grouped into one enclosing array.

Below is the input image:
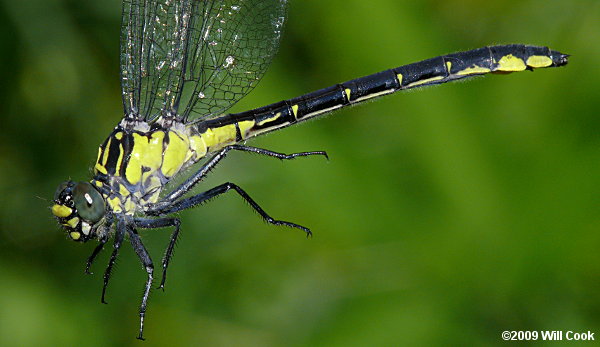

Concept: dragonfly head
[[52, 181, 106, 242]]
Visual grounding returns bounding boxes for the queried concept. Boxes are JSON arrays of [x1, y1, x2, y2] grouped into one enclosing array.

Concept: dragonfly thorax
[[90, 118, 214, 215]]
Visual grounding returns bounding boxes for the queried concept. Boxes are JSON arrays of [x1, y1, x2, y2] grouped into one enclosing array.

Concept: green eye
[[73, 182, 105, 223]]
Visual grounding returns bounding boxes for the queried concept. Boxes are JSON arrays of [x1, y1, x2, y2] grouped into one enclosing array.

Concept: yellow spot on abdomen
[[291, 104, 299, 118], [407, 76, 444, 87], [456, 65, 491, 76], [344, 88, 351, 101], [496, 54, 526, 71], [256, 113, 280, 126], [396, 73, 403, 85], [237, 120, 255, 140], [526, 55, 552, 68], [202, 125, 237, 151]]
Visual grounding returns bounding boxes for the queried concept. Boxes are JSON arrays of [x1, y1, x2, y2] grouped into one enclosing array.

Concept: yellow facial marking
[[108, 196, 122, 213], [344, 88, 351, 101], [81, 222, 91, 236], [396, 73, 403, 85], [496, 54, 526, 71], [52, 204, 72, 218], [237, 120, 255, 140], [66, 217, 80, 228], [162, 131, 190, 177], [526, 55, 553, 68], [291, 104, 299, 118], [456, 65, 492, 75], [70, 231, 81, 240]]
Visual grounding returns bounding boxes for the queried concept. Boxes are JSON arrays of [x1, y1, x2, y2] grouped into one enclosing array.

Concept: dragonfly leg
[[152, 182, 312, 238], [134, 217, 181, 290], [86, 213, 114, 274], [85, 236, 107, 275], [148, 145, 327, 212], [101, 217, 126, 304], [127, 225, 154, 341]]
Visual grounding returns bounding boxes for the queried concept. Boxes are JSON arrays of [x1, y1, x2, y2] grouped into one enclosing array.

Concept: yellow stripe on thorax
[[162, 130, 190, 177], [125, 131, 165, 184]]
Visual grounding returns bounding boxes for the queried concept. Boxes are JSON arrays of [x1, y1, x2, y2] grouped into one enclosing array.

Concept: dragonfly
[[50, 0, 568, 340]]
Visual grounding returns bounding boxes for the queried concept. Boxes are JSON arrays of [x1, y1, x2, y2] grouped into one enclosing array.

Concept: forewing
[[120, 0, 288, 121]]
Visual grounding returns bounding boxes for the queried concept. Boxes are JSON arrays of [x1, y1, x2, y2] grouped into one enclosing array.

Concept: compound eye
[[54, 181, 70, 200], [73, 182, 105, 223]]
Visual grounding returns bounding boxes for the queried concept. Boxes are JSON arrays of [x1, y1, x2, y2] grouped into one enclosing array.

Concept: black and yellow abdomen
[[91, 44, 567, 216]]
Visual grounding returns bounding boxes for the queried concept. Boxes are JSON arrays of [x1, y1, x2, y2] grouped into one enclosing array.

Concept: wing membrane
[[120, 0, 288, 121]]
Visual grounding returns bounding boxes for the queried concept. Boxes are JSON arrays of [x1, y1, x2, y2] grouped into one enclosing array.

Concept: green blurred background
[[0, 0, 598, 345]]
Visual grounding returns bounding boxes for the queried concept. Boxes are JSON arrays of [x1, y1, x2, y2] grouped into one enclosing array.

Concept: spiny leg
[[152, 182, 312, 238], [101, 217, 126, 304], [126, 225, 154, 341], [85, 235, 107, 275], [86, 214, 114, 274], [134, 217, 181, 290], [150, 145, 327, 211]]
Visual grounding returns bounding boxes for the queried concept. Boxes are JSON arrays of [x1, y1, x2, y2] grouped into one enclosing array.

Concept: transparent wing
[[120, 0, 288, 121]]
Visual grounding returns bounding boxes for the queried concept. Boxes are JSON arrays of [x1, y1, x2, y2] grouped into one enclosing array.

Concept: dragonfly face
[[52, 181, 106, 242]]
